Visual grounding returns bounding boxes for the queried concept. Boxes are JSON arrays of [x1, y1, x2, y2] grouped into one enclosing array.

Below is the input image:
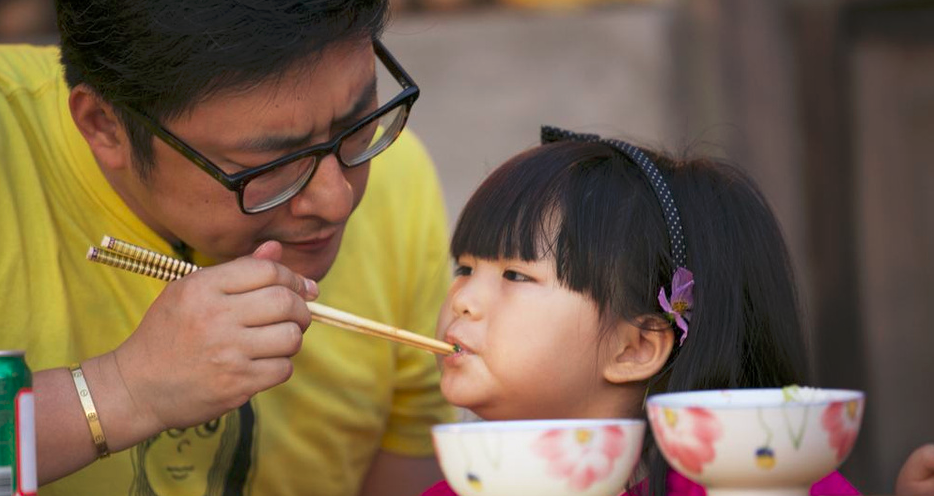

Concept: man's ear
[[602, 315, 675, 385], [69, 84, 132, 171]]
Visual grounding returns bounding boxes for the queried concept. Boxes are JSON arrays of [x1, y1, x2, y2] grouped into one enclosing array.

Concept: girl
[[423, 126, 858, 496]]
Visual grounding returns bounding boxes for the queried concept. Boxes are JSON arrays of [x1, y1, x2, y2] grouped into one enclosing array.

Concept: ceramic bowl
[[646, 387, 864, 496], [432, 418, 645, 496]]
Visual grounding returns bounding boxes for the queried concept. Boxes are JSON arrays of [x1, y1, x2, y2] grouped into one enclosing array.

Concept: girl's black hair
[[451, 140, 810, 496]]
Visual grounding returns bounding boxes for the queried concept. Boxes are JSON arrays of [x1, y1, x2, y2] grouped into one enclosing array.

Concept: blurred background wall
[[3, 0, 933, 492]]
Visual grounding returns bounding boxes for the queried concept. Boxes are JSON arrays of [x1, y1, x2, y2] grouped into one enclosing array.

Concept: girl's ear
[[69, 84, 133, 171], [602, 315, 675, 385]]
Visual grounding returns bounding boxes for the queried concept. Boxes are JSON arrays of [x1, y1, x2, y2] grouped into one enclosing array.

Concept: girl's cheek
[[435, 295, 454, 340]]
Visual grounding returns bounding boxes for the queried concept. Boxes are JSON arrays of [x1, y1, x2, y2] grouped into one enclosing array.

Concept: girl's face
[[437, 254, 621, 420]]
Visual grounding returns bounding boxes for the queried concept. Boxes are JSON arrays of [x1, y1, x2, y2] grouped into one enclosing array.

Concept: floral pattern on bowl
[[532, 425, 626, 491], [821, 400, 863, 462], [432, 419, 644, 496], [647, 388, 865, 496], [647, 405, 722, 475]]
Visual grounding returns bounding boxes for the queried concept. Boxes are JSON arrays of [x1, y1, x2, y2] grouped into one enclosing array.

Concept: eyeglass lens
[[241, 103, 409, 212]]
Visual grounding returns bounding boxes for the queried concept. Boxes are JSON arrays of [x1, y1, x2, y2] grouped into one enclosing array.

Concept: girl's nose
[[450, 279, 482, 319], [287, 154, 355, 221]]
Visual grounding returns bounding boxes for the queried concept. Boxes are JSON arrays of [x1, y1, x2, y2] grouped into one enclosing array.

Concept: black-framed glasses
[[121, 40, 419, 214]]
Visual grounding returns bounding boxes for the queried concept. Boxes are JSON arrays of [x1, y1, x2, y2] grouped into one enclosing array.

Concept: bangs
[[451, 143, 573, 263], [451, 141, 670, 320], [451, 145, 560, 261]]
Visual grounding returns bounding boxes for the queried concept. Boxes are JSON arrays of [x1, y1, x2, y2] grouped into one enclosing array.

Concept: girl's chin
[[440, 389, 473, 410], [440, 386, 486, 413]]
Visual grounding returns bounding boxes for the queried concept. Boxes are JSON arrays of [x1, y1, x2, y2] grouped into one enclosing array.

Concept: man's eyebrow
[[233, 78, 379, 154], [333, 78, 378, 129]]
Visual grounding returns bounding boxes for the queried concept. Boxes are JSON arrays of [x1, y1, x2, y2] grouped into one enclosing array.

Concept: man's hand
[[897, 444, 934, 496], [113, 240, 316, 433]]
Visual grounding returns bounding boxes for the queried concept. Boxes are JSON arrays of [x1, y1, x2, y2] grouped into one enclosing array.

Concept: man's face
[[124, 40, 377, 280]]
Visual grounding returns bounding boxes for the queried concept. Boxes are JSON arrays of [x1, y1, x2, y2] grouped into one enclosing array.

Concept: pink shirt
[[421, 470, 859, 496]]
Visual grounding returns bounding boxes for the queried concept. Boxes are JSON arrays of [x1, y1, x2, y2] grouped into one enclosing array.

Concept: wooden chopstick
[[102, 235, 198, 278], [87, 236, 457, 356]]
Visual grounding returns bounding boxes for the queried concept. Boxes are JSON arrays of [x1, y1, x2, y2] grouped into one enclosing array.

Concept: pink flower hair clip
[[658, 267, 694, 346]]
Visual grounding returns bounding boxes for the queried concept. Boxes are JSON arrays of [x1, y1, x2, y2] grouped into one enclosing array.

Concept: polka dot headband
[[541, 125, 694, 344], [541, 125, 688, 268]]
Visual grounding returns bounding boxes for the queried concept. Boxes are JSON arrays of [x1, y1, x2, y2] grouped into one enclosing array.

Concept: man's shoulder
[[0, 44, 63, 94], [371, 129, 437, 182], [340, 127, 448, 260], [362, 129, 445, 216]]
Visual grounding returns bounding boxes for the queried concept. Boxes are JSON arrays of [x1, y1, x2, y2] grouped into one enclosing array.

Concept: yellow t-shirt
[[0, 45, 455, 496]]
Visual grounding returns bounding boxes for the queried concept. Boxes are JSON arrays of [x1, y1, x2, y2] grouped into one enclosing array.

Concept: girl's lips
[[447, 346, 470, 358], [442, 336, 475, 363], [443, 334, 473, 354], [442, 349, 471, 366]]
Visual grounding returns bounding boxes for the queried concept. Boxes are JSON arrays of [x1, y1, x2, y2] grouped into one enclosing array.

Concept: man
[[0, 1, 454, 494]]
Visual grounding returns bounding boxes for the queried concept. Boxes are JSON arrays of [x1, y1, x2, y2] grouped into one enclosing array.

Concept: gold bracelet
[[69, 363, 111, 459]]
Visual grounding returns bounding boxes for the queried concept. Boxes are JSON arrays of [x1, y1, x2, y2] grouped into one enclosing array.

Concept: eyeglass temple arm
[[374, 40, 415, 91]]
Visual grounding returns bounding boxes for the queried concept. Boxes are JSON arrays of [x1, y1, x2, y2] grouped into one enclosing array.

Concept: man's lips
[[278, 229, 339, 250]]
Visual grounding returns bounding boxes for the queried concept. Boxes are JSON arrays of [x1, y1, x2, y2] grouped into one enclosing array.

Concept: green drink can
[[0, 351, 36, 496]]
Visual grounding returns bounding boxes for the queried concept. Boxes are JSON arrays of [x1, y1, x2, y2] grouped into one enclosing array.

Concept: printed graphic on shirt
[[129, 402, 255, 496]]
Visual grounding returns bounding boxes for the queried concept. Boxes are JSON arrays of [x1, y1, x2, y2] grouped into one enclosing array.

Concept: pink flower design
[[658, 267, 694, 345], [649, 404, 722, 475], [821, 400, 862, 462], [532, 425, 626, 491]]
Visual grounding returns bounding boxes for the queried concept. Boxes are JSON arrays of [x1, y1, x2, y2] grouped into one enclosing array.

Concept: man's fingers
[[208, 256, 317, 299], [241, 322, 306, 359], [907, 444, 934, 479], [249, 241, 319, 298], [229, 286, 312, 329], [247, 357, 295, 393], [897, 444, 934, 496], [251, 240, 282, 261]]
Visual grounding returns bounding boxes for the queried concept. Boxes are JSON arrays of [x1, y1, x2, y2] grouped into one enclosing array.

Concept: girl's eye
[[503, 270, 532, 282], [454, 265, 472, 277]]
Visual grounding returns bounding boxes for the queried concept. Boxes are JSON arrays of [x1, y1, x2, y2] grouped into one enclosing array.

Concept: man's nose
[[287, 153, 355, 221]]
